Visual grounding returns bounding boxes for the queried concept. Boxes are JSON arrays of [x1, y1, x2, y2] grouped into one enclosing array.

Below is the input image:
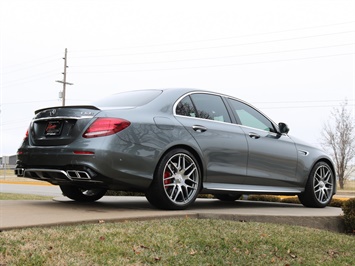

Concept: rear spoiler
[[35, 105, 100, 115]]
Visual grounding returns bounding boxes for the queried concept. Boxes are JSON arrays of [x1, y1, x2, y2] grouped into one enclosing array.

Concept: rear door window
[[176, 96, 197, 117], [190, 94, 231, 123]]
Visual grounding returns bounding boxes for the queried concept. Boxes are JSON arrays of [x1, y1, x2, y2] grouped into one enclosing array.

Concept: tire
[[59, 185, 107, 202], [145, 149, 201, 210], [298, 162, 335, 208], [214, 193, 242, 202]]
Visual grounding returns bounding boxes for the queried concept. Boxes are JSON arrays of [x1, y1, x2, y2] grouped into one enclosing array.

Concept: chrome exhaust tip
[[14, 168, 25, 177], [66, 170, 91, 179]]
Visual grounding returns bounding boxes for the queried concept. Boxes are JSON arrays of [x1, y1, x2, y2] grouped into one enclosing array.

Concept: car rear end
[[15, 90, 197, 191], [16, 106, 110, 187], [15, 90, 166, 191]]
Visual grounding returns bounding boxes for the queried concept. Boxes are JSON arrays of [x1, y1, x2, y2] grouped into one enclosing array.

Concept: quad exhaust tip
[[15, 168, 25, 177], [14, 168, 92, 180], [66, 170, 91, 179]]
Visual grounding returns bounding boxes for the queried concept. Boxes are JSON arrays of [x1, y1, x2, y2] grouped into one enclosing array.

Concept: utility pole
[[56, 48, 73, 106]]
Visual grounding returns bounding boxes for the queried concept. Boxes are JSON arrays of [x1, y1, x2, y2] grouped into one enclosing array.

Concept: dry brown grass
[[0, 169, 16, 177]]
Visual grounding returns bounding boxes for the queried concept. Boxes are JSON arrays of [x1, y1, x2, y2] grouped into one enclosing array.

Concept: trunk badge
[[49, 109, 57, 116]]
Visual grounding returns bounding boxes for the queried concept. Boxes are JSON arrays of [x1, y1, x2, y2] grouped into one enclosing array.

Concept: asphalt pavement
[[0, 183, 62, 197], [0, 180, 347, 233]]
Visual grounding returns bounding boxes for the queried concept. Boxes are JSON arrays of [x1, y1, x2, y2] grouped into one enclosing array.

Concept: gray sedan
[[15, 88, 336, 209]]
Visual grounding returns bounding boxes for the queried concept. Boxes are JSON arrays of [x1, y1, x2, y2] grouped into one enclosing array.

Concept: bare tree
[[321, 100, 355, 189]]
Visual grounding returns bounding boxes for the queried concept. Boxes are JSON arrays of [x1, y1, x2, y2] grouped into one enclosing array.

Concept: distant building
[[0, 155, 17, 169]]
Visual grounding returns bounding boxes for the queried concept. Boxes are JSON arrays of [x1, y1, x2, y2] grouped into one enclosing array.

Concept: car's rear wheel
[[298, 161, 334, 208], [146, 149, 201, 210], [214, 193, 242, 201], [59, 185, 107, 202]]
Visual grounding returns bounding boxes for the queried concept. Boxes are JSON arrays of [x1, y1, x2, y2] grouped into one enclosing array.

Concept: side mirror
[[278, 122, 289, 134]]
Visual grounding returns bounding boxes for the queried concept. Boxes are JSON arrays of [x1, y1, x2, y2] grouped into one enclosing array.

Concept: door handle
[[248, 132, 260, 139], [192, 125, 207, 133]]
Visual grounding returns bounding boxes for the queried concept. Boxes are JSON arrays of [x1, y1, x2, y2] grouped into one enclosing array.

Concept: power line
[[3, 58, 60, 74], [71, 21, 355, 53], [1, 99, 58, 106], [71, 30, 355, 59], [1, 71, 58, 88], [261, 105, 354, 110], [71, 52, 355, 74], [4, 53, 62, 69], [70, 43, 355, 68], [254, 99, 355, 104]]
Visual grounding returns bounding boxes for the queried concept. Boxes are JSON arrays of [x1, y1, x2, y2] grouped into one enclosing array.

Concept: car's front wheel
[[298, 161, 335, 208], [146, 149, 201, 210], [59, 185, 107, 202]]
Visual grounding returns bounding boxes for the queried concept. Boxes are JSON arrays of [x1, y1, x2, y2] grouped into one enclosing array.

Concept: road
[[0, 181, 348, 232], [0, 196, 345, 232], [0, 183, 62, 197]]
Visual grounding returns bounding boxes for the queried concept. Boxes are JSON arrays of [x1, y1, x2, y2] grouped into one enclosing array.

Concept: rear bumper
[[15, 167, 94, 182], [14, 165, 111, 188], [15, 144, 157, 190]]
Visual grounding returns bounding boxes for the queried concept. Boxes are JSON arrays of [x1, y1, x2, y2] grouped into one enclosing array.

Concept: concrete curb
[[2, 214, 344, 233], [0, 197, 345, 233]]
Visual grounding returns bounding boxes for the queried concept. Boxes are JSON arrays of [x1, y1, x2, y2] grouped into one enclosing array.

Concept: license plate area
[[45, 120, 64, 136]]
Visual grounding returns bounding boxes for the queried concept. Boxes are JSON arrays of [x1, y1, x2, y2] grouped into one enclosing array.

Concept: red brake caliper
[[164, 171, 171, 187]]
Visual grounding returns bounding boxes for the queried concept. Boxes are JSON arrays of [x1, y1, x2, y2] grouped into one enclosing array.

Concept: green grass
[[1, 219, 354, 265], [0, 193, 53, 200]]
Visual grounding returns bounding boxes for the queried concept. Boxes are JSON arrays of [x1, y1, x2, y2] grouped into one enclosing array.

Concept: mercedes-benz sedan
[[15, 88, 336, 209]]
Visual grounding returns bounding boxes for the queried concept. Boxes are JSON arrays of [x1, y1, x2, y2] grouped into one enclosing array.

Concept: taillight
[[24, 129, 29, 140], [73, 151, 95, 155], [83, 118, 131, 138]]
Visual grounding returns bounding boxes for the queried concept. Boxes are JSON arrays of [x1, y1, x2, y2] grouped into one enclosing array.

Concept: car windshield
[[92, 90, 162, 108]]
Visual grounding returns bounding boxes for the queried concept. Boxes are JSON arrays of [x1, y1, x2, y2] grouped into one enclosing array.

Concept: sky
[[1, 0, 354, 156]]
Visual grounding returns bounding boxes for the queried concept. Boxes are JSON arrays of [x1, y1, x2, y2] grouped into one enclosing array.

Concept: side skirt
[[202, 182, 303, 195]]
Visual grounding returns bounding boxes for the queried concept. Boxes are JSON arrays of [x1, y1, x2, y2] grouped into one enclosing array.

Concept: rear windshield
[[92, 90, 162, 108]]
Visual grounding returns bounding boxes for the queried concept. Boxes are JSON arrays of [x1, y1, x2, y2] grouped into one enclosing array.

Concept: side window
[[190, 94, 231, 123], [228, 99, 275, 132], [176, 96, 196, 117]]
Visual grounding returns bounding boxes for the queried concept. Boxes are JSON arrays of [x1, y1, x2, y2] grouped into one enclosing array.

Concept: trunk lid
[[30, 106, 100, 146]]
